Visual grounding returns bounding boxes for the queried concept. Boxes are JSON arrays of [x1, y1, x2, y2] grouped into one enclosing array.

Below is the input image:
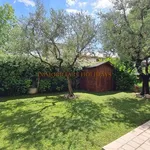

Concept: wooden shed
[[80, 61, 114, 92]]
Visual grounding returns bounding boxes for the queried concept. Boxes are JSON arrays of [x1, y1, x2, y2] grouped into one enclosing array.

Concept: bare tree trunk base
[[144, 94, 150, 99], [135, 93, 144, 98], [135, 93, 150, 99], [64, 94, 78, 100]]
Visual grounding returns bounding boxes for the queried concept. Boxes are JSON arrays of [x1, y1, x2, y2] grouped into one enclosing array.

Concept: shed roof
[[83, 61, 114, 69]]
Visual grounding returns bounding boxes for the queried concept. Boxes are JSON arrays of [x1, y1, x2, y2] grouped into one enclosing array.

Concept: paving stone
[[138, 125, 149, 131], [144, 139, 150, 146], [145, 121, 150, 125], [127, 140, 140, 148], [102, 120, 150, 150], [103, 141, 122, 149], [136, 148, 144, 150], [122, 144, 135, 150], [102, 148, 116, 150], [132, 137, 145, 144], [141, 132, 150, 138], [132, 128, 144, 136], [137, 135, 149, 141], [145, 129, 150, 134], [120, 133, 135, 142], [140, 143, 150, 150], [116, 138, 127, 145]]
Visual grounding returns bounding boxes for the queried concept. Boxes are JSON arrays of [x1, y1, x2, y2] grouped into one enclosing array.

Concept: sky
[[0, 0, 114, 17]]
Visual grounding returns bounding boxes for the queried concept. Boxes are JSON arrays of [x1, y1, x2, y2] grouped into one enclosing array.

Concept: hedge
[[0, 56, 68, 96], [107, 58, 137, 91]]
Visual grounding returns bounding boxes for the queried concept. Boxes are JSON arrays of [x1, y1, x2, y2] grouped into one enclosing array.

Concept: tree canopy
[[99, 0, 150, 95], [9, 1, 97, 97], [0, 4, 15, 48], [99, 0, 150, 65]]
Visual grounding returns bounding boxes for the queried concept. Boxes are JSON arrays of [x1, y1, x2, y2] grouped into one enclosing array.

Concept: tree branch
[[29, 51, 55, 68], [70, 33, 95, 68], [50, 38, 63, 70]]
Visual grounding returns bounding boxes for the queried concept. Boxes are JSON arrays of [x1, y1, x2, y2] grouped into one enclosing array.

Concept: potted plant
[[28, 76, 38, 94]]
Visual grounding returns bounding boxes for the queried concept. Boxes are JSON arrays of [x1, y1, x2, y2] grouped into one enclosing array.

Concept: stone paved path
[[102, 120, 150, 150]]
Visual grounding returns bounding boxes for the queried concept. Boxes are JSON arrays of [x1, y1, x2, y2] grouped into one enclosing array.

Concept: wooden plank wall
[[80, 64, 114, 92]]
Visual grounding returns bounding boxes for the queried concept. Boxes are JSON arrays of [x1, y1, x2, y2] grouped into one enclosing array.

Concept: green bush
[[0, 56, 68, 96], [38, 79, 52, 93], [106, 58, 137, 91], [113, 68, 137, 91], [38, 77, 68, 93]]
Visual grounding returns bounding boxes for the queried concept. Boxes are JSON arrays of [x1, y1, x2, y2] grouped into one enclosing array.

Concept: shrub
[[38, 79, 52, 93], [113, 68, 137, 91], [0, 56, 68, 96], [106, 58, 137, 91]]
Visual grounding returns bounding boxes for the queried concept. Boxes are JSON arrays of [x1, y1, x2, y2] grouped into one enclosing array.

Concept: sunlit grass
[[0, 92, 150, 150]]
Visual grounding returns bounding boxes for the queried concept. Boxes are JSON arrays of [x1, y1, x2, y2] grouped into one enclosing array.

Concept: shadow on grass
[[75, 90, 119, 96], [0, 95, 150, 149], [0, 99, 105, 149], [0, 90, 119, 102], [0, 92, 67, 102], [106, 97, 150, 126]]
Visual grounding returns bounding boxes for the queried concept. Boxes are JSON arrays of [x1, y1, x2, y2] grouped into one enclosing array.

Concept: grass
[[0, 91, 150, 150]]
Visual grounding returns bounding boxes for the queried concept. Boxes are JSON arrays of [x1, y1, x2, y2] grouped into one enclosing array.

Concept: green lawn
[[0, 92, 150, 150]]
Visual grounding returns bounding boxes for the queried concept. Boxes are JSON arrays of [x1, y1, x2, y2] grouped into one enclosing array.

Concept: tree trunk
[[140, 74, 149, 95], [66, 75, 74, 97]]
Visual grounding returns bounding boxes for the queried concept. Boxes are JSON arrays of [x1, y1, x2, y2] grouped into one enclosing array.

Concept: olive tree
[[0, 4, 15, 49], [99, 0, 150, 95], [15, 1, 97, 97]]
